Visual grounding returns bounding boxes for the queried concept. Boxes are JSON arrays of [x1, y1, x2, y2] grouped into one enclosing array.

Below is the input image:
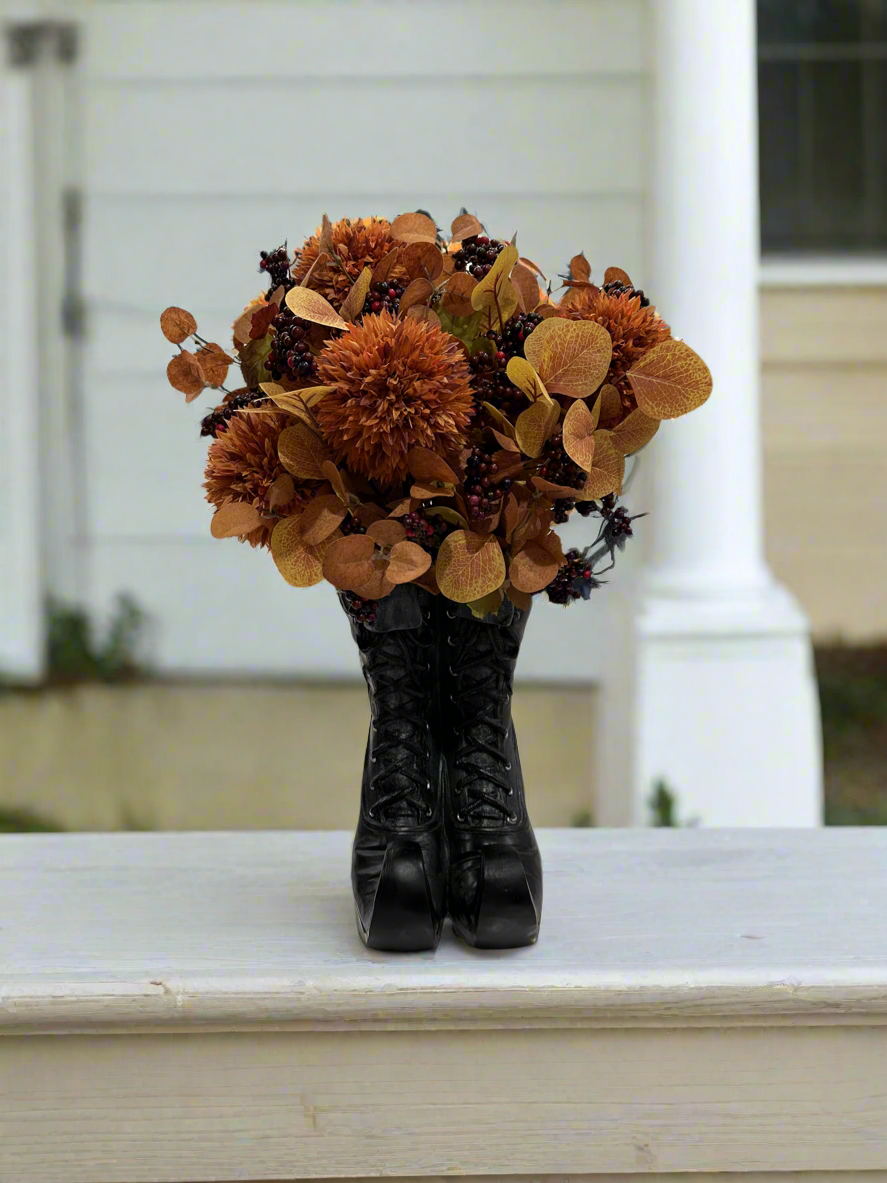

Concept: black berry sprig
[[265, 308, 317, 383], [363, 279, 407, 317], [259, 245, 293, 294], [344, 593, 377, 625], [453, 235, 505, 280], [464, 445, 512, 523], [200, 390, 265, 438]]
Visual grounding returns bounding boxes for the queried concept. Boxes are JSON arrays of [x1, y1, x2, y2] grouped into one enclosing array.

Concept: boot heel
[[360, 838, 442, 953], [451, 844, 540, 950]]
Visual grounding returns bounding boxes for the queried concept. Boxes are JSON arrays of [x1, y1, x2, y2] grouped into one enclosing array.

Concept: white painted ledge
[[3, 829, 887, 1182], [760, 255, 887, 288]]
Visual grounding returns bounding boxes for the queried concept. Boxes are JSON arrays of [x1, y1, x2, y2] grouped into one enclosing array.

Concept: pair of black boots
[[340, 585, 542, 952]]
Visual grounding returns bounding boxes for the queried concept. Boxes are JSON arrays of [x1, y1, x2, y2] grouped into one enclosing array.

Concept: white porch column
[[596, 0, 823, 826]]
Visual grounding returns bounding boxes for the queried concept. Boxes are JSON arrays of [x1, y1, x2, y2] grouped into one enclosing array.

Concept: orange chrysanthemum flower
[[204, 410, 310, 547], [315, 310, 473, 490], [291, 216, 405, 308], [556, 286, 671, 412]]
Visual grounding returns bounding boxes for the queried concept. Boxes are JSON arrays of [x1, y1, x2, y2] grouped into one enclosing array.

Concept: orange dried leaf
[[321, 533, 376, 590], [519, 257, 546, 279], [513, 397, 555, 456], [506, 585, 533, 612], [509, 540, 560, 594], [450, 213, 484, 242], [481, 402, 516, 439], [502, 494, 521, 542], [160, 306, 197, 344], [598, 382, 622, 422], [387, 540, 432, 584], [407, 448, 459, 484], [299, 494, 348, 545], [196, 344, 233, 387], [627, 339, 713, 419], [167, 351, 204, 400], [533, 475, 585, 499], [405, 304, 441, 329], [401, 241, 443, 282], [210, 501, 264, 539], [399, 277, 434, 312], [435, 530, 506, 603], [569, 253, 591, 282], [367, 519, 407, 547], [506, 356, 548, 401], [511, 262, 542, 314], [440, 271, 477, 317], [471, 244, 519, 313], [562, 399, 596, 471], [411, 481, 453, 500], [536, 303, 559, 320], [278, 422, 331, 480], [370, 246, 402, 286], [524, 318, 612, 399], [611, 408, 660, 455], [249, 302, 278, 339], [604, 265, 632, 287], [390, 211, 438, 244], [351, 565, 396, 601], [322, 461, 348, 503], [339, 267, 373, 323], [271, 518, 337, 588], [268, 473, 295, 509], [284, 286, 349, 331], [492, 429, 520, 453], [581, 430, 625, 499]]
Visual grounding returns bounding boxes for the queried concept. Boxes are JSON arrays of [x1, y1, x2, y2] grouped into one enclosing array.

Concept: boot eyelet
[[505, 761, 512, 771], [446, 609, 456, 619], [371, 755, 378, 763], [426, 806, 433, 817], [456, 812, 465, 822], [447, 636, 456, 647], [368, 808, 375, 818], [448, 665, 454, 675], [506, 787, 513, 795], [508, 812, 518, 823], [423, 609, 431, 621], [448, 693, 455, 702]]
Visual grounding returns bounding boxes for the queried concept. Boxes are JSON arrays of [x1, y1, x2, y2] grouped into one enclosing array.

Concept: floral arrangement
[[161, 211, 711, 621]]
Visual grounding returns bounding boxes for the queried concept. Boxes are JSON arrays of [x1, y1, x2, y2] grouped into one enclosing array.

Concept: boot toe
[[354, 837, 443, 953], [449, 843, 541, 949]]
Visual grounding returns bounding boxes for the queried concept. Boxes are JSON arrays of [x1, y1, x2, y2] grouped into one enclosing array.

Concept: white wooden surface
[[2, 829, 887, 1182], [72, 0, 647, 679]]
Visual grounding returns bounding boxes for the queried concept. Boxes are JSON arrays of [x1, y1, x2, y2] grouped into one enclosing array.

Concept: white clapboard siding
[[77, 0, 649, 677]]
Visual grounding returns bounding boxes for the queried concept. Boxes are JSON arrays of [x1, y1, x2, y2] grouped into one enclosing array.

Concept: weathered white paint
[[596, 0, 823, 826], [2, 829, 887, 1183]]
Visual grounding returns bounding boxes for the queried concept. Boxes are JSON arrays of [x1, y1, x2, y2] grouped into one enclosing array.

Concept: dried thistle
[[292, 216, 406, 308], [315, 310, 473, 490], [204, 410, 311, 547]]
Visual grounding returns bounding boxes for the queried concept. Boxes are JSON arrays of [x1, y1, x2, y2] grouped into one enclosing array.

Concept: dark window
[[758, 0, 887, 253]]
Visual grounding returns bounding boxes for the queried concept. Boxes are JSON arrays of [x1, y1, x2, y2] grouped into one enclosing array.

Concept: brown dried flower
[[315, 310, 473, 489], [291, 216, 405, 308], [556, 286, 671, 413], [204, 410, 311, 547]]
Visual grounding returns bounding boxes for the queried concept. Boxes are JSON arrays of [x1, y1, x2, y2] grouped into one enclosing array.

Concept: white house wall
[[77, 0, 649, 678]]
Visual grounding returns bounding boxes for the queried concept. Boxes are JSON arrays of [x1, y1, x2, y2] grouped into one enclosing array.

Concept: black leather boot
[[341, 585, 446, 952], [440, 597, 542, 948]]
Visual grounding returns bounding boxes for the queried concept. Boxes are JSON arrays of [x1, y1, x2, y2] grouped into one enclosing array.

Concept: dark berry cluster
[[538, 432, 587, 491], [486, 312, 542, 362], [602, 279, 650, 307], [598, 497, 638, 547], [259, 245, 293, 293], [545, 549, 602, 605], [363, 279, 407, 317], [469, 353, 523, 418], [344, 593, 377, 626], [200, 390, 264, 438], [453, 235, 504, 280], [265, 308, 317, 382], [552, 498, 575, 524], [402, 511, 448, 552], [339, 514, 367, 537], [464, 446, 511, 522]]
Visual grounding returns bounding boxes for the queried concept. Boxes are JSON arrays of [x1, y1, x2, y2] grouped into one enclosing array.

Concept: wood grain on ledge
[[2, 828, 885, 1032]]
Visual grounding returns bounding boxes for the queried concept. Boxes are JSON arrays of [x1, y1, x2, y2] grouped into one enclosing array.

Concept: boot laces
[[365, 627, 434, 822], [447, 617, 519, 824]]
